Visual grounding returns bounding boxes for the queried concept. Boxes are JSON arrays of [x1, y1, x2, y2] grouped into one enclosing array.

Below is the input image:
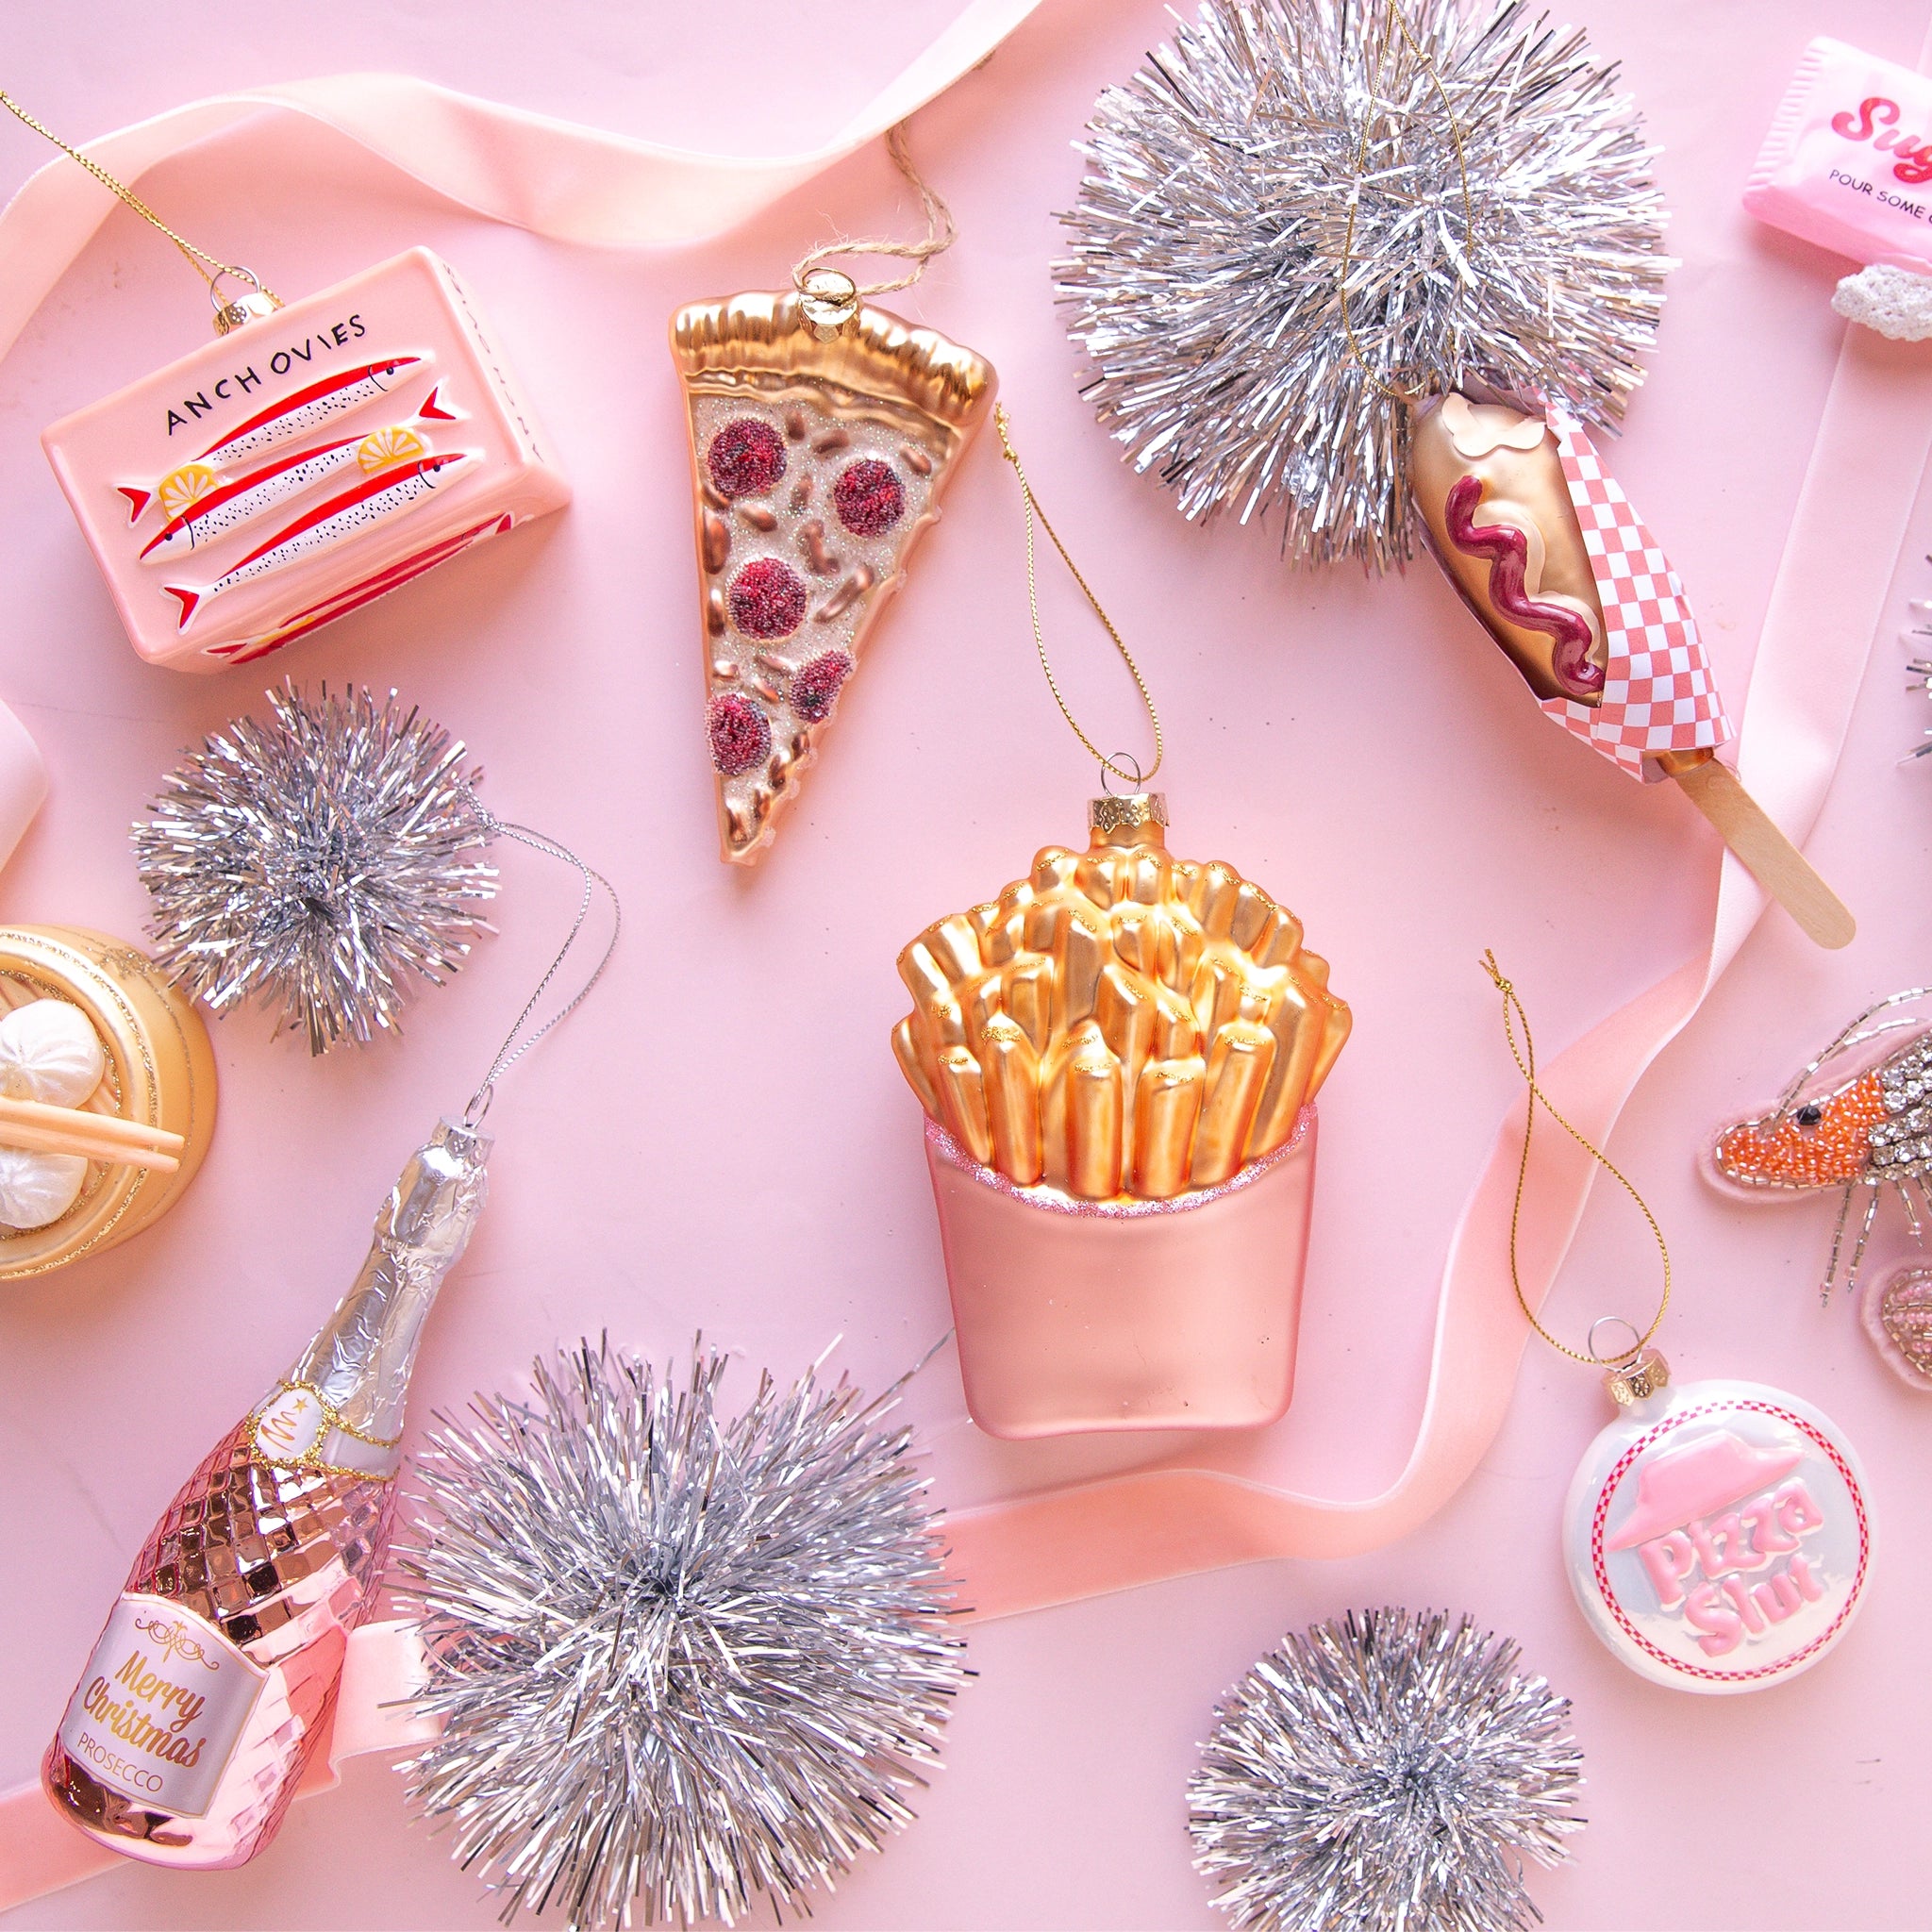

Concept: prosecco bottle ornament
[[671, 122, 996, 864], [891, 410, 1350, 1437], [41, 813, 618, 1869], [0, 92, 568, 672], [1484, 958, 1874, 1694]]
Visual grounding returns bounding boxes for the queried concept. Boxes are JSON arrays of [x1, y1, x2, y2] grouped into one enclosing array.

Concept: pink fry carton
[[42, 248, 569, 671]]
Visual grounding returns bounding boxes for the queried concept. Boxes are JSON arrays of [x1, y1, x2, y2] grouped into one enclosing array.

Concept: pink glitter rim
[[923, 1106, 1314, 1219]]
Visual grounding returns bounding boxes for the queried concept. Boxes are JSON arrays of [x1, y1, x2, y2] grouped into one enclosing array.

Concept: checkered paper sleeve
[[1540, 407, 1732, 777]]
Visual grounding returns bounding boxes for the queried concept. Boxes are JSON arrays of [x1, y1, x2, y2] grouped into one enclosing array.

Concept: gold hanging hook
[[1481, 951, 1673, 1368], [0, 87, 281, 330], [995, 405, 1164, 792]]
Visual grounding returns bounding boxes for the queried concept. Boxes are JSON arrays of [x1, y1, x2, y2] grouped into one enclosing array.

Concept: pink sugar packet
[[1745, 37, 1932, 339]]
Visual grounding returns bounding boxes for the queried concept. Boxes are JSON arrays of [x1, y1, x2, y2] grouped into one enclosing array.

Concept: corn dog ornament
[[1408, 396, 1852, 945], [1058, 0, 1852, 947], [1486, 959, 1874, 1694], [891, 409, 1350, 1439], [3, 91, 566, 673], [672, 123, 995, 865]]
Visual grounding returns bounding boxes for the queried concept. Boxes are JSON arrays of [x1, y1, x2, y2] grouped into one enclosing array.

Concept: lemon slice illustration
[[157, 464, 219, 518], [357, 425, 428, 474]]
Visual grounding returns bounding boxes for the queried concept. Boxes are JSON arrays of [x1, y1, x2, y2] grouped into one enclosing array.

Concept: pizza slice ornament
[[671, 289, 995, 863]]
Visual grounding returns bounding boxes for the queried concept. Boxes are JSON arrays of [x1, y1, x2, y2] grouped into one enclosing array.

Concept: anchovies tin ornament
[[44, 249, 566, 670]]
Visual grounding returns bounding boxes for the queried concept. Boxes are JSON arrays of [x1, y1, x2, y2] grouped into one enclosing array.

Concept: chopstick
[[0, 1094, 184, 1174]]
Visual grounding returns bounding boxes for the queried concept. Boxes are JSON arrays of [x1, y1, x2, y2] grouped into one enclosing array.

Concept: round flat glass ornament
[[1562, 1378, 1874, 1694]]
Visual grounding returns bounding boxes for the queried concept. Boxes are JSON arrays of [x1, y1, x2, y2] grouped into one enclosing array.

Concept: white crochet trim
[[1832, 263, 1932, 342]]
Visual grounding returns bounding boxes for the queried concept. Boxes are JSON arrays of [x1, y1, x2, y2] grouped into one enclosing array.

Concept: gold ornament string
[[994, 404, 1164, 791], [1336, 1, 1479, 405], [791, 118, 958, 319], [0, 87, 277, 309], [1482, 952, 1672, 1365]]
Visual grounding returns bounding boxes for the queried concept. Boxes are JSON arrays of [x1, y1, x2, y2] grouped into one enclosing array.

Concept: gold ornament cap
[[796, 267, 859, 341], [1605, 1346, 1670, 1407], [1089, 791, 1169, 838], [210, 270, 283, 337]]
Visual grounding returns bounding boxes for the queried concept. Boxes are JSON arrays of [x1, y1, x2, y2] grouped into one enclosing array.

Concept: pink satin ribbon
[[0, 8, 1924, 1909], [0, 0, 1045, 367]]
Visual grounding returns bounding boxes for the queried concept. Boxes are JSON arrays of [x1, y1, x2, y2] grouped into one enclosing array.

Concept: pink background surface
[[1, 1, 1929, 1926]]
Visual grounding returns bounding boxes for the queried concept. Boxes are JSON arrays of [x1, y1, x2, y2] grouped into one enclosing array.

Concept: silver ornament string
[[1057, 0, 1672, 571], [459, 814, 620, 1126], [1189, 1607, 1585, 1932], [392, 1340, 965, 1930]]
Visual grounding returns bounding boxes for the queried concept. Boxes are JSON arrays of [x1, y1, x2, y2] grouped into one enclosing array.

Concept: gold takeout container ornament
[[0, 925, 216, 1279]]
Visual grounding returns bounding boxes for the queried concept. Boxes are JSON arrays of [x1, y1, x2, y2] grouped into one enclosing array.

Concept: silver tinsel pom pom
[[1058, 0, 1671, 570], [392, 1341, 966, 1929], [132, 684, 497, 1056], [1189, 1608, 1584, 1932]]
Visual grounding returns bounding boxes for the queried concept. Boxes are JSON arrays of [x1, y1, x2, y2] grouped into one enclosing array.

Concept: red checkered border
[[1588, 1397, 1871, 1685]]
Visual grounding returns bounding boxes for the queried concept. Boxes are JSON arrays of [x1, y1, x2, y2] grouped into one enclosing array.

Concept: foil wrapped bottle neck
[[376, 1115, 492, 1265], [264, 1117, 493, 1472]]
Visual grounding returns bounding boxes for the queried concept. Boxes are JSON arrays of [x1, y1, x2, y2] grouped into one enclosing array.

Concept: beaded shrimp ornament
[[1709, 990, 1932, 1389]]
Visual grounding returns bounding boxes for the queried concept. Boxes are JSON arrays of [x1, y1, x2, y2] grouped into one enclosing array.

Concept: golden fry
[[1255, 908, 1306, 971], [1132, 1055, 1206, 1199], [981, 1018, 1042, 1186], [936, 1045, 993, 1167], [928, 914, 983, 986], [1190, 944, 1253, 1039], [1307, 988, 1353, 1102], [1066, 1043, 1124, 1198], [1006, 956, 1054, 1055], [1188, 860, 1242, 938], [1247, 982, 1317, 1158], [1052, 905, 1108, 1037], [1228, 880, 1275, 952], [896, 939, 952, 1013], [892, 1017, 941, 1119], [1096, 962, 1158, 1085], [1191, 1021, 1275, 1186], [1038, 1019, 1102, 1189]]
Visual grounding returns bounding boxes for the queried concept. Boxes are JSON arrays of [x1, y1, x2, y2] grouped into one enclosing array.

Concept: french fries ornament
[[893, 411, 1350, 1439]]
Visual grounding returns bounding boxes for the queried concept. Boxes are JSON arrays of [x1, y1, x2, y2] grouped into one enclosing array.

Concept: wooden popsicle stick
[[1669, 758, 1856, 950], [0, 1094, 184, 1172]]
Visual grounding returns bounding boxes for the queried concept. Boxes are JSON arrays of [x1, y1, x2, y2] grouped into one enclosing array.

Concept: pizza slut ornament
[[1562, 1357, 1874, 1694], [672, 290, 995, 864], [1482, 962, 1874, 1697]]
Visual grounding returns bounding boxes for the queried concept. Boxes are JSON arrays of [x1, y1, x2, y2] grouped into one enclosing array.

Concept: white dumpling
[[0, 999, 106, 1108], [0, 1146, 87, 1229]]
